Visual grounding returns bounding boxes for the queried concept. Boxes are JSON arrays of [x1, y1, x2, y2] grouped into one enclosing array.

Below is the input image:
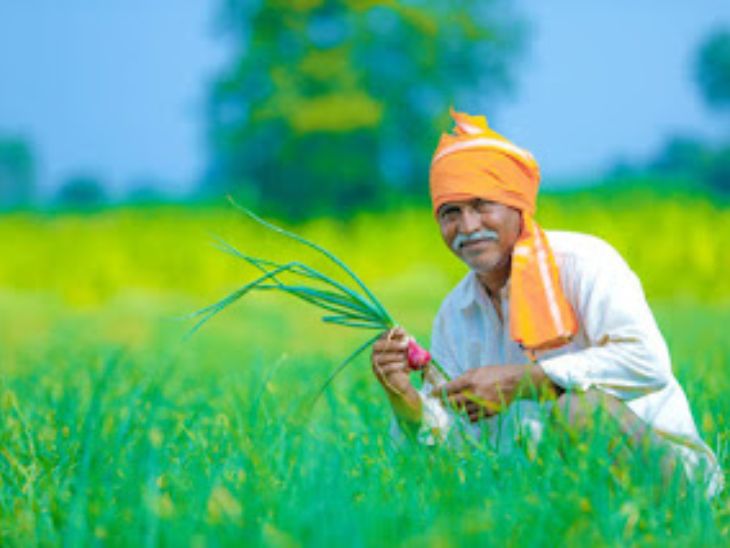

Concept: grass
[[0, 187, 729, 544]]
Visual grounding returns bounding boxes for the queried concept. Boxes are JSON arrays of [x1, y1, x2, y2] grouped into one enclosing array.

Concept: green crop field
[[0, 188, 729, 545]]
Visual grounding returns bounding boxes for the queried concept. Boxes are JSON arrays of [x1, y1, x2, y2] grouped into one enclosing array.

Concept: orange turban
[[430, 109, 577, 353]]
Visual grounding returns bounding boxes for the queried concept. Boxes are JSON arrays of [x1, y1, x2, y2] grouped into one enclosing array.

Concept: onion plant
[[188, 201, 450, 399]]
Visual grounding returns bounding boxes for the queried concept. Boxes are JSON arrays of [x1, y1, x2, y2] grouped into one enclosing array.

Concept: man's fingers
[[464, 402, 480, 415], [373, 362, 407, 374], [382, 326, 407, 344], [445, 393, 468, 411], [440, 392, 501, 416], [372, 362, 408, 377], [449, 397, 486, 421], [468, 411, 484, 423], [387, 326, 406, 339], [372, 352, 407, 366], [431, 375, 470, 397], [372, 333, 408, 352], [466, 401, 497, 422]]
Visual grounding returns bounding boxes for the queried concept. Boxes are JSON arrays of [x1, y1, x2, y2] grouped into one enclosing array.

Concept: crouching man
[[371, 110, 723, 497]]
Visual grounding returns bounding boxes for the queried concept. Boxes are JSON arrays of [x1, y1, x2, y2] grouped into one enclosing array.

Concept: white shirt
[[416, 230, 722, 496]]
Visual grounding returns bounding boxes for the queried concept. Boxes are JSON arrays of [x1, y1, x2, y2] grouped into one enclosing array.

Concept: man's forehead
[[438, 197, 495, 211]]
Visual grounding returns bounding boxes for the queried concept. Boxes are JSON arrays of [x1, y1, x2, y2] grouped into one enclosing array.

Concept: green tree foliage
[[695, 27, 730, 110], [56, 174, 107, 210], [0, 137, 35, 210], [705, 145, 730, 195], [651, 137, 730, 195], [651, 136, 711, 176], [207, 0, 526, 218], [685, 27, 730, 196], [646, 28, 730, 197]]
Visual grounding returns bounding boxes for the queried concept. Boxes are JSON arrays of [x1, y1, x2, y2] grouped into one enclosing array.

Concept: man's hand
[[371, 327, 421, 423], [432, 364, 558, 423]]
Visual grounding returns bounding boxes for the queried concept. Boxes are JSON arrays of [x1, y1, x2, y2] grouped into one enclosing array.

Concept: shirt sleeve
[[539, 243, 673, 401]]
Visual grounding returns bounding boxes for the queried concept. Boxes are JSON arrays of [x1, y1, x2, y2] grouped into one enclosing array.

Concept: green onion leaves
[[189, 200, 449, 398]]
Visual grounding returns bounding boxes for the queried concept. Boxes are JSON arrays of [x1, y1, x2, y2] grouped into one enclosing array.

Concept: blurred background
[[0, 0, 729, 351], [1, 3, 730, 541], [0, 0, 728, 214]]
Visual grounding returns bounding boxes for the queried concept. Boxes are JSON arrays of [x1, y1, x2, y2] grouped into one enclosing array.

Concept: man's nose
[[458, 207, 482, 233]]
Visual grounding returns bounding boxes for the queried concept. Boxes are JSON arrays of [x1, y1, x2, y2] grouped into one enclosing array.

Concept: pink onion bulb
[[407, 338, 432, 370]]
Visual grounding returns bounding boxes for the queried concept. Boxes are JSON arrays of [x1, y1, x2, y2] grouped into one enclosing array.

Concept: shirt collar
[[458, 271, 511, 311]]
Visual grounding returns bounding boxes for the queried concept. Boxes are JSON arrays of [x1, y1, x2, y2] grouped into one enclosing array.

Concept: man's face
[[437, 198, 522, 275]]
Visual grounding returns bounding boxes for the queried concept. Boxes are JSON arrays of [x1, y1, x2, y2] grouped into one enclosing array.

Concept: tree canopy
[[695, 27, 730, 111], [0, 137, 35, 210], [206, 0, 526, 218], [56, 174, 107, 210]]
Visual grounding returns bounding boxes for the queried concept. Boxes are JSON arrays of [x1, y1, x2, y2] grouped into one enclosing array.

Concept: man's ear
[[515, 208, 524, 233]]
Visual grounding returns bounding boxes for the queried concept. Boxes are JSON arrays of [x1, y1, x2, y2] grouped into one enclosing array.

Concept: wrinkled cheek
[[438, 232, 453, 251]]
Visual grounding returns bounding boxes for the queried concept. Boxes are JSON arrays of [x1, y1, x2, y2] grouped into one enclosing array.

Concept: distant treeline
[[1, 16, 728, 216]]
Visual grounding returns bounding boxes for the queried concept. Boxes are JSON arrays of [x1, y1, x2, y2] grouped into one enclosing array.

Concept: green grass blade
[[185, 262, 305, 337], [428, 357, 452, 382], [321, 316, 386, 330], [310, 331, 383, 406], [256, 284, 376, 321], [212, 237, 387, 322], [212, 237, 368, 314], [212, 237, 311, 282], [195, 250, 383, 331], [281, 285, 379, 318], [227, 198, 394, 325]]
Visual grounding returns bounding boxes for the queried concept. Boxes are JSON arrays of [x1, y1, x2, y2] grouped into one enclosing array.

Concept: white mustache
[[452, 229, 499, 252]]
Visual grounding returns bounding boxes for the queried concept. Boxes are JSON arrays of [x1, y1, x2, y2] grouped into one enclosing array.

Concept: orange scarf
[[430, 110, 577, 352]]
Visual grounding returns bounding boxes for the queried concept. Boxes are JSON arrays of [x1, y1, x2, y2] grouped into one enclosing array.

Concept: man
[[370, 110, 722, 497]]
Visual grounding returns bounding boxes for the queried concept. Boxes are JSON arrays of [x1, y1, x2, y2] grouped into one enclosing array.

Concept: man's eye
[[439, 207, 459, 220], [475, 199, 496, 212]]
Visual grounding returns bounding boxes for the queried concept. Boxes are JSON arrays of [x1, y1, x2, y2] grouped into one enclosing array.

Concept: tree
[[206, 0, 526, 218], [689, 27, 730, 196], [706, 145, 730, 195], [56, 174, 107, 209], [0, 137, 35, 210], [650, 136, 711, 176], [695, 27, 730, 110]]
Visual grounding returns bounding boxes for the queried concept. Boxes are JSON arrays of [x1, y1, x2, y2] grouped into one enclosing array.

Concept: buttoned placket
[[497, 283, 511, 364], [467, 275, 523, 368], [487, 280, 520, 366]]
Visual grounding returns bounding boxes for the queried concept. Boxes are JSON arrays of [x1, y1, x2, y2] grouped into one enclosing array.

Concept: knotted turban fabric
[[430, 110, 578, 352]]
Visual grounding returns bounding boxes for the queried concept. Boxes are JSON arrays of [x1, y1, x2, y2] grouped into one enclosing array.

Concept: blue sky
[[497, 0, 730, 183], [0, 1, 728, 197]]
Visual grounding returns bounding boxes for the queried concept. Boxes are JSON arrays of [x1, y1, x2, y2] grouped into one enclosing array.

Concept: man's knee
[[551, 388, 652, 447], [550, 389, 683, 486], [553, 389, 613, 428]]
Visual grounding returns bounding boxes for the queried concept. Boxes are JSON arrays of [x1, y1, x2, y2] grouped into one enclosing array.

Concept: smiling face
[[437, 198, 522, 277]]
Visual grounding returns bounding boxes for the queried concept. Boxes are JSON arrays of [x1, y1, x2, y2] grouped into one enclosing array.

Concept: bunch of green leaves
[[188, 202, 448, 395]]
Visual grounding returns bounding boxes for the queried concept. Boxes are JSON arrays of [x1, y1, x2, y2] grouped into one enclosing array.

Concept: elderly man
[[370, 110, 722, 496]]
